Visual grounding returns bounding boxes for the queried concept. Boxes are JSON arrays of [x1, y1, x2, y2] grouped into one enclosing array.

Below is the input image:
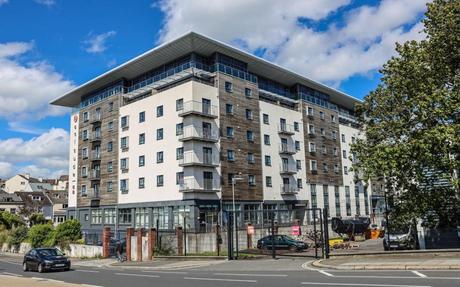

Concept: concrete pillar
[[102, 226, 110, 258], [126, 227, 134, 261], [147, 228, 157, 260], [176, 226, 183, 256], [136, 228, 143, 262]]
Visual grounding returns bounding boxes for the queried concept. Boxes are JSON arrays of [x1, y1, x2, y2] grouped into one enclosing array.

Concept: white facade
[[4, 174, 52, 193], [259, 101, 308, 202], [118, 81, 220, 204], [68, 112, 80, 207]]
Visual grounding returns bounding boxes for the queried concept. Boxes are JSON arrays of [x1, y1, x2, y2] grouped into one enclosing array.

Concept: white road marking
[[412, 271, 427, 278], [2, 272, 22, 277], [318, 270, 334, 277], [75, 269, 100, 273], [301, 260, 319, 271], [301, 282, 431, 287], [114, 272, 160, 278], [0, 259, 22, 266], [213, 272, 288, 277], [142, 270, 188, 274], [184, 277, 257, 283]]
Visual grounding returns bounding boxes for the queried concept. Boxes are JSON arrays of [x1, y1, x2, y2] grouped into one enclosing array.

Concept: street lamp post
[[231, 176, 244, 259]]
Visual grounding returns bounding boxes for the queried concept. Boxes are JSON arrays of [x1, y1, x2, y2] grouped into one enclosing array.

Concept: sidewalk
[[313, 252, 460, 270], [0, 275, 97, 287]]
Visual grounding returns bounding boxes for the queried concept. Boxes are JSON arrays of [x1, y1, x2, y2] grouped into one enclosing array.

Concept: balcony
[[90, 113, 102, 124], [90, 132, 102, 142], [279, 144, 297, 155], [89, 187, 100, 198], [280, 164, 297, 175], [280, 184, 299, 195], [278, 124, 295, 135], [179, 178, 220, 193], [90, 151, 101, 161], [89, 170, 100, 181], [179, 127, 219, 143], [178, 100, 218, 119], [179, 152, 219, 167]]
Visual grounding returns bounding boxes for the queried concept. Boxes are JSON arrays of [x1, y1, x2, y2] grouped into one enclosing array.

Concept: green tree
[[55, 219, 81, 250], [0, 211, 25, 230], [29, 213, 47, 226], [352, 0, 460, 228], [8, 225, 28, 249], [28, 224, 56, 248]]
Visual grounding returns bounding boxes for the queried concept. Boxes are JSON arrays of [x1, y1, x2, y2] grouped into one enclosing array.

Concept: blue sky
[[0, 0, 428, 178]]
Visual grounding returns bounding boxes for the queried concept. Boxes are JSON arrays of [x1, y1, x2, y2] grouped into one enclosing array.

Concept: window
[[176, 147, 184, 160], [265, 155, 271, 166], [323, 162, 328, 173], [227, 150, 235, 161], [245, 109, 253, 120], [157, 128, 163, 140], [345, 186, 351, 216], [321, 145, 327, 154], [297, 179, 303, 189], [343, 150, 347, 158], [105, 141, 112, 152], [296, 160, 302, 170], [82, 148, 88, 158], [176, 98, 183, 111], [332, 131, 337, 140], [139, 133, 145, 145], [311, 184, 317, 209], [139, 111, 145, 123], [323, 185, 329, 212], [245, 88, 252, 97], [83, 112, 89, 122], [225, 81, 233, 92], [295, 141, 301, 151], [266, 176, 272, 187], [228, 173, 235, 185], [248, 175, 256, 186], [344, 166, 348, 174], [226, 104, 234, 115], [309, 142, 316, 152], [120, 179, 128, 193], [320, 111, 325, 120], [176, 123, 183, 135], [139, 155, 145, 167], [121, 137, 128, 149], [333, 147, 338, 156], [104, 208, 115, 223], [335, 186, 341, 217], [294, 122, 299, 132], [307, 107, 314, 116], [352, 136, 356, 144], [247, 153, 255, 164], [157, 151, 164, 163], [108, 121, 114, 131], [176, 172, 184, 185], [107, 161, 113, 173], [308, 124, 315, 134], [226, 127, 234, 138], [119, 208, 132, 224], [310, 160, 318, 171], [120, 158, 128, 170], [105, 181, 113, 193], [264, 134, 270, 145], [157, 175, 164, 187], [121, 116, 129, 129], [341, 134, 346, 142], [331, 114, 336, 123], [81, 166, 87, 177], [246, 131, 254, 142], [108, 102, 114, 112], [139, 177, 145, 189], [334, 164, 339, 173], [82, 130, 88, 140], [91, 209, 102, 224], [157, 105, 163, 117], [263, 114, 269, 124], [320, 128, 325, 136]]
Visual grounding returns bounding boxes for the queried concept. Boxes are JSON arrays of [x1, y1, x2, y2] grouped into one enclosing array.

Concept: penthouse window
[[225, 81, 233, 92], [157, 105, 163, 117]]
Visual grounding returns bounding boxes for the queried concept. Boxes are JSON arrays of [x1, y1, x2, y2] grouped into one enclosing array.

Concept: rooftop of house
[[44, 190, 68, 204], [15, 191, 52, 206]]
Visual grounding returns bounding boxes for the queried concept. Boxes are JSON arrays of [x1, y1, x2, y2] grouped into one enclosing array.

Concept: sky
[[0, 0, 429, 179]]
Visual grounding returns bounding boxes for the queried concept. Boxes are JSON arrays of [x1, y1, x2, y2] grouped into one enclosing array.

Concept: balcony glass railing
[[179, 100, 218, 117], [179, 126, 219, 141], [278, 124, 295, 134], [91, 151, 101, 160], [280, 164, 297, 174], [281, 184, 299, 194], [279, 144, 297, 154], [89, 170, 100, 179], [179, 178, 220, 192], [179, 152, 219, 166]]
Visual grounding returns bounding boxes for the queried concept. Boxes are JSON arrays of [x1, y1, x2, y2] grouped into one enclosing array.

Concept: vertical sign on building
[[68, 112, 79, 207]]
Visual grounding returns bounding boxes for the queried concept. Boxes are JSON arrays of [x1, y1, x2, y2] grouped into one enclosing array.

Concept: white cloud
[[157, 0, 428, 84], [0, 128, 69, 178], [34, 0, 55, 6], [0, 0, 8, 7], [0, 42, 75, 121], [0, 162, 14, 179], [84, 31, 117, 54]]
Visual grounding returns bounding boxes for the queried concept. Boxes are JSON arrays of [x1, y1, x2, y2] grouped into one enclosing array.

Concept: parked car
[[383, 226, 417, 251], [23, 248, 71, 273], [257, 235, 308, 252]]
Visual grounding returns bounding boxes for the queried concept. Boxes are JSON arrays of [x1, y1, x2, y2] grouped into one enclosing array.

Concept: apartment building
[[51, 32, 370, 233]]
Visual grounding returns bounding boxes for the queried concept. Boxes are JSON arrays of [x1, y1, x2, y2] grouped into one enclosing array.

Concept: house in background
[[14, 191, 53, 220], [0, 191, 23, 215], [45, 190, 68, 225], [4, 174, 52, 193]]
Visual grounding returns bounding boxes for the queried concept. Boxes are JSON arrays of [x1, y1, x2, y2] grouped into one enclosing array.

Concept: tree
[[29, 213, 47, 226], [8, 226, 28, 249], [0, 211, 25, 230], [55, 219, 81, 250], [352, 0, 460, 228], [28, 224, 55, 248]]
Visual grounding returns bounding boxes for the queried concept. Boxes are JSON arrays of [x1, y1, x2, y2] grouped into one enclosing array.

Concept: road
[[0, 255, 459, 287]]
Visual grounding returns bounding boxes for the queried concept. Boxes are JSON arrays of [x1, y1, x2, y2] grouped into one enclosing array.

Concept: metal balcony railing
[[90, 151, 101, 160], [279, 144, 297, 154], [280, 184, 299, 194], [278, 123, 295, 135], [179, 127, 219, 142], [178, 100, 218, 118], [179, 178, 220, 192], [279, 164, 297, 174], [90, 113, 102, 123], [89, 170, 100, 180], [179, 152, 219, 167], [90, 132, 102, 142]]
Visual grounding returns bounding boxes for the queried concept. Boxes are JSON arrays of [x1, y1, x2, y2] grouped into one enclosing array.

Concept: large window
[[91, 209, 102, 224], [173, 206, 190, 227], [119, 208, 132, 224], [152, 207, 169, 229], [104, 208, 116, 224], [135, 208, 149, 228]]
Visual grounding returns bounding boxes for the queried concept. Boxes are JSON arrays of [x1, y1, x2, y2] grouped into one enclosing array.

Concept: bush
[[8, 226, 28, 249], [28, 224, 56, 248], [0, 229, 9, 247], [55, 219, 81, 250], [0, 211, 24, 230], [29, 213, 47, 227]]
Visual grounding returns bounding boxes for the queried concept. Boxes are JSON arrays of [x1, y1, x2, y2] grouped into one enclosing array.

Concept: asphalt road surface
[[0, 255, 459, 287]]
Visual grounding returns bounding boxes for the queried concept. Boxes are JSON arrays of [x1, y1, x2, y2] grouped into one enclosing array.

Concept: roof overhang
[[51, 31, 361, 110]]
